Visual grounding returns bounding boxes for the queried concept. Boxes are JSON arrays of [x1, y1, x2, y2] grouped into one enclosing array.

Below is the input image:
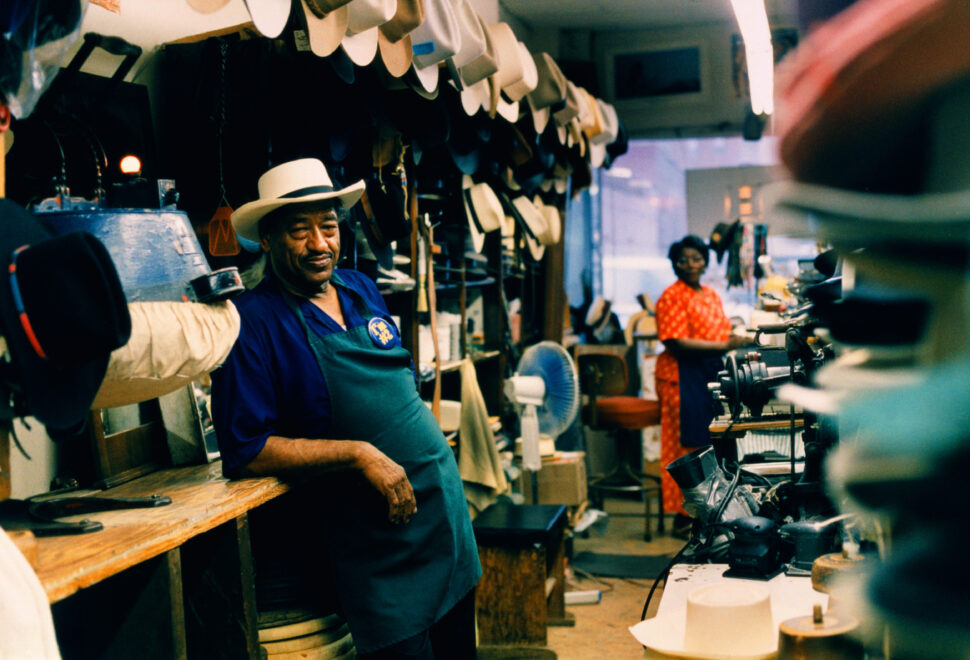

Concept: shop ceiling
[[499, 0, 798, 30]]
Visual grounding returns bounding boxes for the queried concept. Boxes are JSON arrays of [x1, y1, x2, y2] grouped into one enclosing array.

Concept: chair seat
[[594, 396, 661, 430]]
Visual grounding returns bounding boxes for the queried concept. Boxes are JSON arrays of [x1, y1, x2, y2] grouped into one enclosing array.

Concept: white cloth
[[457, 358, 508, 517], [93, 301, 241, 408], [0, 527, 60, 659]]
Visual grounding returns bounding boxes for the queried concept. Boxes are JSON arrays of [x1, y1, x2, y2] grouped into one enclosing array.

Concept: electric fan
[[505, 341, 580, 501]]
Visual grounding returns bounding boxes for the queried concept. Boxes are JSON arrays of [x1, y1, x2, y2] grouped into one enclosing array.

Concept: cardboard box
[[517, 451, 588, 506]]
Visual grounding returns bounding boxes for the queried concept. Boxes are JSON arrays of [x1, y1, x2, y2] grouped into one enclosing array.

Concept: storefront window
[[566, 136, 816, 329]]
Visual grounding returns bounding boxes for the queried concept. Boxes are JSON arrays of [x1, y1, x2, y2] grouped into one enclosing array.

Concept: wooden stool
[[473, 504, 573, 648]]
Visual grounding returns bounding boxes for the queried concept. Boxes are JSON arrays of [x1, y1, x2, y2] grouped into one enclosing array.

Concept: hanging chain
[[216, 39, 229, 207]]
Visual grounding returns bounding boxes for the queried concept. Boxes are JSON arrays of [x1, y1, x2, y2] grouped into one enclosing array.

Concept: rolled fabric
[[93, 301, 241, 409]]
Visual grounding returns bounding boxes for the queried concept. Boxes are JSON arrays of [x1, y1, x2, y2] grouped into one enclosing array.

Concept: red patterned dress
[[655, 279, 731, 515]]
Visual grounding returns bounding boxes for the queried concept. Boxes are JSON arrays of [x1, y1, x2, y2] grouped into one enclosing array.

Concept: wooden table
[[13, 462, 291, 660]]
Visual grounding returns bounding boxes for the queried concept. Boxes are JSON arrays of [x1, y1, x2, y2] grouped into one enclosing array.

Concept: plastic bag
[[0, 0, 87, 118]]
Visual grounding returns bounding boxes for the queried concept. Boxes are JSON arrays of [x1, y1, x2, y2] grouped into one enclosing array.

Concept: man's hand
[[356, 444, 417, 524], [727, 334, 752, 350]]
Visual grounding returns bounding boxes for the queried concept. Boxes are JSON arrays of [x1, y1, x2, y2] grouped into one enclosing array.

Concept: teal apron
[[282, 274, 481, 654]]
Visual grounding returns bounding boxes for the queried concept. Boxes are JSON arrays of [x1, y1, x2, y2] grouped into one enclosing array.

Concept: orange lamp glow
[[119, 155, 142, 175]]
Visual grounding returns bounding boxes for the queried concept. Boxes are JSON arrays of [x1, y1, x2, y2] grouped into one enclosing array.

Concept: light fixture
[[119, 154, 142, 176], [730, 0, 774, 116]]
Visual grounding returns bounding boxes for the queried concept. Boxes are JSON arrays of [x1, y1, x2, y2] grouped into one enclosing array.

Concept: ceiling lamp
[[730, 0, 774, 115]]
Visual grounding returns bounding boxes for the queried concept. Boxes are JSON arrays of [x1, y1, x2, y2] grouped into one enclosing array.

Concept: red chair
[[577, 349, 664, 541]]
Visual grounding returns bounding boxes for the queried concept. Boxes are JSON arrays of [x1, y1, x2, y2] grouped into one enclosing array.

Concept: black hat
[[0, 200, 130, 430], [709, 220, 742, 264]]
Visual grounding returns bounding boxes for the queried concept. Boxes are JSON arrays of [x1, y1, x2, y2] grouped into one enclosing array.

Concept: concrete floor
[[546, 496, 687, 660]]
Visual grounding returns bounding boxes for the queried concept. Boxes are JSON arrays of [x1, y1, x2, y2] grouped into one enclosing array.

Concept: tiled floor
[[546, 496, 688, 660]]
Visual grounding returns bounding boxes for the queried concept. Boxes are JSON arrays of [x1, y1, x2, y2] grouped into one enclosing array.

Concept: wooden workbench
[[13, 462, 291, 660]]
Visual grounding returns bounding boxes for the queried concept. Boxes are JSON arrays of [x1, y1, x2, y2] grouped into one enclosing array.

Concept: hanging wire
[[215, 38, 230, 209]]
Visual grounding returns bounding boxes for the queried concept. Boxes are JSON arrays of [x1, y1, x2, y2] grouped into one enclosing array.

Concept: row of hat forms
[[185, 0, 629, 189], [767, 2, 970, 657]]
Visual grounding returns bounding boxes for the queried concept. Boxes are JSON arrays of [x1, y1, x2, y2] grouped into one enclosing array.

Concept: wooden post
[[0, 428, 10, 501]]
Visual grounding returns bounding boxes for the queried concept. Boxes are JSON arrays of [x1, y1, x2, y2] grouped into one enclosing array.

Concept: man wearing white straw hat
[[212, 158, 481, 659]]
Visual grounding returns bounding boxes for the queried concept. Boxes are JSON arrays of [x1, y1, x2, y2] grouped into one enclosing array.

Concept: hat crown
[[458, 13, 497, 85], [450, 0, 485, 69], [381, 0, 423, 41], [411, 0, 461, 67], [347, 0, 397, 33], [257, 158, 335, 202], [488, 22, 522, 90]]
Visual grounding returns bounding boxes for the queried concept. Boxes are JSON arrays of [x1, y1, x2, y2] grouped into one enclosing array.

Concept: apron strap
[[277, 272, 380, 366]]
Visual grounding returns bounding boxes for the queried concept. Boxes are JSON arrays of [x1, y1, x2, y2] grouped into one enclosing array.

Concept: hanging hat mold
[[341, 0, 397, 66], [299, 0, 353, 57], [377, 0, 423, 77]]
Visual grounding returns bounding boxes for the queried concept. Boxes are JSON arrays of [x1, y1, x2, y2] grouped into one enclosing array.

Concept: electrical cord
[[640, 539, 696, 621]]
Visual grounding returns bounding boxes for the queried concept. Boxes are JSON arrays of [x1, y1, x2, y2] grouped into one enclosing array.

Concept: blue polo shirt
[[210, 268, 405, 477]]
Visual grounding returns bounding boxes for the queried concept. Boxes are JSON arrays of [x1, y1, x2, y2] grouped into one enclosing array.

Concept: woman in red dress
[[655, 235, 748, 536]]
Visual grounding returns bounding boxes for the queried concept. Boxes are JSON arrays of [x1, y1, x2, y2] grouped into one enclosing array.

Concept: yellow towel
[[458, 358, 508, 517]]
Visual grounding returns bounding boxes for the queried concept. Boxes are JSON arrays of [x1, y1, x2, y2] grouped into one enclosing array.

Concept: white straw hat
[[232, 159, 365, 242], [462, 176, 503, 253]]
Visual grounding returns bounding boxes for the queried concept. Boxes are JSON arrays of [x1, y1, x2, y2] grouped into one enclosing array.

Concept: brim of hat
[[410, 61, 441, 95], [232, 181, 366, 242], [378, 32, 413, 77], [459, 79, 488, 116], [590, 141, 607, 168], [629, 608, 778, 660], [764, 180, 970, 245], [463, 191, 486, 254], [243, 0, 291, 38], [538, 201, 561, 244], [496, 97, 520, 123], [341, 28, 380, 66], [186, 0, 231, 14], [305, 5, 348, 58], [512, 196, 547, 241], [530, 103, 550, 135], [525, 232, 545, 261]]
